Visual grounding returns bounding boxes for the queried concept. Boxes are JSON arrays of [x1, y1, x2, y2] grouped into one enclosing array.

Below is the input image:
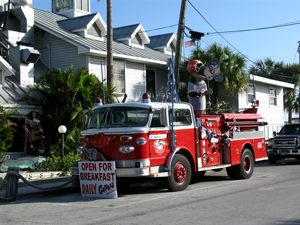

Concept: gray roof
[[146, 33, 174, 48], [57, 13, 97, 31], [113, 24, 140, 39], [0, 76, 28, 104], [33, 9, 170, 63]]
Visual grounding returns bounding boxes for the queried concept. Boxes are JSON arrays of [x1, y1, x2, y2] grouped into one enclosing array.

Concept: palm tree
[[189, 42, 248, 105], [18, 65, 115, 155], [279, 64, 300, 123], [248, 58, 284, 79]]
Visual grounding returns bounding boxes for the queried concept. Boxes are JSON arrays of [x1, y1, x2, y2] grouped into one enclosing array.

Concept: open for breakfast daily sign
[[78, 161, 118, 199]]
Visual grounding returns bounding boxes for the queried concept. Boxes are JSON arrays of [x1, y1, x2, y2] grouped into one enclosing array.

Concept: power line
[[187, 0, 255, 65], [113, 24, 178, 39], [187, 0, 297, 81], [207, 20, 300, 36]]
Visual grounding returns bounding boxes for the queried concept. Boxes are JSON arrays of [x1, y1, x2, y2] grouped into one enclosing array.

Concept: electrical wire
[[113, 24, 178, 39], [187, 0, 256, 65], [207, 20, 300, 36], [187, 0, 296, 80]]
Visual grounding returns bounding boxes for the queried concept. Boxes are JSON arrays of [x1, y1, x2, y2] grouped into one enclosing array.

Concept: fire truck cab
[[75, 95, 268, 192]]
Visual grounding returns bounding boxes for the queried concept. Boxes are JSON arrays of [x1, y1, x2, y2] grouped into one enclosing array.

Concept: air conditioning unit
[[21, 48, 41, 64]]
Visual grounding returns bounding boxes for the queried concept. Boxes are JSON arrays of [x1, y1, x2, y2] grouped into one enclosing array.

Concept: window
[[270, 88, 277, 106], [76, 0, 89, 12], [52, 0, 73, 13], [146, 69, 155, 97], [150, 109, 165, 128], [169, 109, 192, 126], [136, 33, 142, 45], [87, 107, 149, 128], [113, 60, 125, 93], [87, 23, 102, 38], [247, 85, 255, 103]]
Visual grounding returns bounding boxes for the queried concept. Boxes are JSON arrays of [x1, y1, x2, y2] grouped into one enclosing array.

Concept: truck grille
[[274, 138, 296, 149]]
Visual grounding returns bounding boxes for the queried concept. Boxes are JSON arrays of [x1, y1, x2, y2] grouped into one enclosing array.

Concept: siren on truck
[[142, 93, 151, 103], [95, 97, 103, 106]]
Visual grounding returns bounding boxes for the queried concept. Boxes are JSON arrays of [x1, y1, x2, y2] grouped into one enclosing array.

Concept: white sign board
[[78, 161, 118, 199]]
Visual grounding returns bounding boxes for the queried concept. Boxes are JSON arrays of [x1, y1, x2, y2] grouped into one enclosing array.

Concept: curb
[[0, 171, 71, 187]]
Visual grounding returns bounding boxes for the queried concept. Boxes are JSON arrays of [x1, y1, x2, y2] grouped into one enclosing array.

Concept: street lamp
[[58, 125, 67, 166]]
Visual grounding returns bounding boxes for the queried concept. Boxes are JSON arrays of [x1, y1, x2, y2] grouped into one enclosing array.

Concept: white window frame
[[269, 87, 277, 106], [247, 84, 255, 104], [113, 60, 126, 94], [76, 0, 90, 12]]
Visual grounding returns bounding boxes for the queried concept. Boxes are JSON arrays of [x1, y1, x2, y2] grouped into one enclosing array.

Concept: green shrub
[[0, 107, 19, 155], [37, 152, 81, 172]]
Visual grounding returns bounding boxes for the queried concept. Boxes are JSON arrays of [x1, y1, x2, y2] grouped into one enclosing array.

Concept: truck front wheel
[[268, 155, 277, 164], [163, 154, 191, 192]]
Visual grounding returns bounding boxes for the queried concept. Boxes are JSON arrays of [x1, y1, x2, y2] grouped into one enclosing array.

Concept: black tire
[[116, 179, 131, 191], [236, 148, 254, 179], [268, 155, 277, 164], [226, 166, 239, 179], [163, 154, 192, 192], [227, 148, 254, 179], [191, 170, 206, 183]]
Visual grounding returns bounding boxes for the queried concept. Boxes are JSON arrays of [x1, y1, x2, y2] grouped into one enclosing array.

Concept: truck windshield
[[278, 125, 300, 134], [87, 107, 149, 129]]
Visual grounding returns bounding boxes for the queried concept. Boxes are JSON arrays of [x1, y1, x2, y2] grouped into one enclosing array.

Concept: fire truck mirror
[[273, 131, 276, 137]]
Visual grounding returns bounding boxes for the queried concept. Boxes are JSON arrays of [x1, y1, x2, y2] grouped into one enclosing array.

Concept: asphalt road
[[1, 159, 300, 225]]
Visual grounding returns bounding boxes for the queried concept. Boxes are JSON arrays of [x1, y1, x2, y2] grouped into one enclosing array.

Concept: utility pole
[[107, 0, 114, 101], [174, 0, 187, 90]]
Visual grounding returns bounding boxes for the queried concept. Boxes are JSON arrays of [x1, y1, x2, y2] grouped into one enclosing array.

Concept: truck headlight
[[119, 146, 134, 154]]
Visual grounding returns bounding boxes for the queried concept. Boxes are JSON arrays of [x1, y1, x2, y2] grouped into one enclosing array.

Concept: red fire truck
[[74, 95, 267, 192]]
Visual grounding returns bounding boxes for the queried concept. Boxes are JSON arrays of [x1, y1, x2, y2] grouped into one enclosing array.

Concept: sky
[[32, 0, 300, 70]]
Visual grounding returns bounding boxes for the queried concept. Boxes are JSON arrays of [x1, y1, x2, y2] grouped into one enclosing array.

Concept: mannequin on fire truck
[[187, 60, 213, 116]]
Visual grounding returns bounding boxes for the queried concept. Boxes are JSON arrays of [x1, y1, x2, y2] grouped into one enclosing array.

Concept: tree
[[278, 64, 300, 123], [248, 58, 284, 79], [189, 42, 248, 105], [18, 66, 115, 155]]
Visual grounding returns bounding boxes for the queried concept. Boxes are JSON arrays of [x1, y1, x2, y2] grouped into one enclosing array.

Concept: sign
[[203, 60, 221, 81], [78, 161, 118, 199]]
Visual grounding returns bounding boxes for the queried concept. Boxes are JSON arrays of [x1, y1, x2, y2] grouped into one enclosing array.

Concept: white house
[[0, 0, 181, 109], [218, 74, 294, 140]]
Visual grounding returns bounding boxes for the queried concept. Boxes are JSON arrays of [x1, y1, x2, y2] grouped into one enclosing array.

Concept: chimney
[[10, 0, 34, 45]]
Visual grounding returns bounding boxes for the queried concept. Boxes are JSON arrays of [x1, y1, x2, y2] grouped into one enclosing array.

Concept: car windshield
[[278, 125, 300, 134], [87, 107, 149, 129]]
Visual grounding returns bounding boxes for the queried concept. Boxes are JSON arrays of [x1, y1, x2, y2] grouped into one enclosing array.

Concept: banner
[[79, 161, 118, 199]]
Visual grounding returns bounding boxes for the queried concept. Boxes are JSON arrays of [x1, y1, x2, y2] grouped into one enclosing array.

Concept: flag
[[184, 39, 196, 48]]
